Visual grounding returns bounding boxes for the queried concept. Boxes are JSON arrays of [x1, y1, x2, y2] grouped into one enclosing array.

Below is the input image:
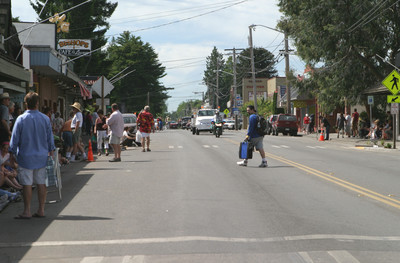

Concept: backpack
[[256, 115, 268, 136]]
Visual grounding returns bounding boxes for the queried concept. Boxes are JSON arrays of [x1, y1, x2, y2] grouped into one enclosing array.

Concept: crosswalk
[[166, 145, 332, 150]]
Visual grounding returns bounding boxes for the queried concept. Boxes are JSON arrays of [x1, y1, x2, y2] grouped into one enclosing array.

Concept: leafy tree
[[203, 47, 231, 109], [107, 32, 168, 114], [30, 0, 117, 76], [235, 47, 278, 95], [277, 0, 400, 112], [175, 100, 203, 118]]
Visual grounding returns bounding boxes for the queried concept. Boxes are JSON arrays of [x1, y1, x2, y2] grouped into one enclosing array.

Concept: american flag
[[79, 82, 92, 99]]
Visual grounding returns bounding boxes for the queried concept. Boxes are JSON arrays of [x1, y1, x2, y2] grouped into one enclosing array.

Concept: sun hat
[[0, 93, 10, 99], [70, 102, 81, 112]]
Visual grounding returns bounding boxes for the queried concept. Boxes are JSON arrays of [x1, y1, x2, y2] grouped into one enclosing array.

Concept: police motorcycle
[[211, 110, 224, 138]]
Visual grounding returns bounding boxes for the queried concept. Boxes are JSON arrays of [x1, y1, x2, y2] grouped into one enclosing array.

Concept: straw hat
[[70, 102, 81, 112], [0, 93, 10, 99]]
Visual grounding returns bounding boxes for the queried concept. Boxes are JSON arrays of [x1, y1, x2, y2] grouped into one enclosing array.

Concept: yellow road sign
[[223, 109, 230, 115], [382, 70, 400, 95], [387, 95, 400, 103]]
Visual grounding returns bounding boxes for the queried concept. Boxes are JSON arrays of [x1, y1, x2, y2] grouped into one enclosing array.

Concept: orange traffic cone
[[319, 131, 325, 141], [87, 140, 94, 162]]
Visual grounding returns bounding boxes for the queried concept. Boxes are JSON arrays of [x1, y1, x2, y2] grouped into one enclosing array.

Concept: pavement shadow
[[0, 160, 95, 260]]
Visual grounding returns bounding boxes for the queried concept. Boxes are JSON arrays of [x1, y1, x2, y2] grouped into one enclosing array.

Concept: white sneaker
[[237, 160, 247, 166], [259, 162, 268, 168]]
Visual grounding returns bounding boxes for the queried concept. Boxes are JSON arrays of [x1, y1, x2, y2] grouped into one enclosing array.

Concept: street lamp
[[248, 24, 291, 114]]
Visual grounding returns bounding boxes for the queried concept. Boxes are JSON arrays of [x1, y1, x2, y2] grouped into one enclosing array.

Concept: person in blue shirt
[[9, 92, 55, 219], [237, 105, 267, 167]]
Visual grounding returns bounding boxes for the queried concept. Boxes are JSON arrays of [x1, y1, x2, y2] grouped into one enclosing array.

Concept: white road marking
[[280, 145, 290, 148], [328, 250, 360, 263], [298, 252, 314, 263], [315, 146, 326, 149], [80, 257, 103, 263], [3, 235, 400, 248], [203, 145, 210, 148], [168, 146, 174, 149], [178, 146, 183, 149], [212, 145, 219, 148], [272, 145, 281, 148], [306, 146, 316, 149]]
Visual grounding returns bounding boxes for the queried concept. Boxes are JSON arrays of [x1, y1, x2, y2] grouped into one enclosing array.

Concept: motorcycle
[[212, 121, 224, 138]]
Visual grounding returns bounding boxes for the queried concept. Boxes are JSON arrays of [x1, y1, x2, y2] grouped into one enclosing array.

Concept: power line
[[105, 0, 249, 37]]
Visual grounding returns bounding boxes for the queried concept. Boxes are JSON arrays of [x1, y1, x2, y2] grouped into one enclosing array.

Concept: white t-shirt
[[0, 152, 10, 166], [71, 111, 83, 128]]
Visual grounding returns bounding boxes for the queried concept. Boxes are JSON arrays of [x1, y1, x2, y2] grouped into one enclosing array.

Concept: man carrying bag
[[237, 105, 268, 168]]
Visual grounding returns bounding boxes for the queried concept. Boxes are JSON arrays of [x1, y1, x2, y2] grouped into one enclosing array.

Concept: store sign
[[57, 39, 91, 57]]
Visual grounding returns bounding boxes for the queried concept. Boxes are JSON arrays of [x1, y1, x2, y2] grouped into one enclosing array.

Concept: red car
[[272, 114, 298, 136], [169, 121, 178, 129]]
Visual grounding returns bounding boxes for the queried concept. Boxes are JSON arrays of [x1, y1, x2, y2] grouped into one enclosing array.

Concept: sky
[[11, 0, 306, 112]]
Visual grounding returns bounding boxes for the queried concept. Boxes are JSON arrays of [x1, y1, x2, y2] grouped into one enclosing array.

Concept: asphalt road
[[1, 129, 400, 262]]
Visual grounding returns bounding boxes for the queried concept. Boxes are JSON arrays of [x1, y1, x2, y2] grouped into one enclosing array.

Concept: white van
[[122, 113, 137, 133]]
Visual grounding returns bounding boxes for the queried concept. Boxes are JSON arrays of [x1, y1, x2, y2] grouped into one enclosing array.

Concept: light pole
[[248, 24, 291, 114]]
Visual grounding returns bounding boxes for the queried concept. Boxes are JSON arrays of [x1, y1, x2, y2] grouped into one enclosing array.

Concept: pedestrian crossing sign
[[223, 109, 230, 115], [382, 70, 400, 95]]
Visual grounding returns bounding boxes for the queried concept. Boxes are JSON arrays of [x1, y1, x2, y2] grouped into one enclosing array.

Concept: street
[[1, 129, 400, 262]]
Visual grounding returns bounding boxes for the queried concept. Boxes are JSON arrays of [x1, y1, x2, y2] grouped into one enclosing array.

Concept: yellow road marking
[[225, 138, 400, 210]]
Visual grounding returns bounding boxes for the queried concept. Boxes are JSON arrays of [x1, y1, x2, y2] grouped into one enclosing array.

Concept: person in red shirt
[[303, 114, 310, 134], [137, 106, 155, 152]]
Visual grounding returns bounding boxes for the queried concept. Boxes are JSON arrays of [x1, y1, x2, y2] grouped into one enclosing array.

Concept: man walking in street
[[237, 105, 267, 168], [105, 103, 124, 162], [137, 105, 155, 152], [9, 92, 55, 219]]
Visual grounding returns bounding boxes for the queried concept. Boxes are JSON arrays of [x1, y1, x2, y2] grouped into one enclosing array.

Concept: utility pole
[[249, 25, 257, 111], [101, 76, 105, 112], [216, 58, 219, 109], [284, 31, 291, 114], [225, 47, 245, 130]]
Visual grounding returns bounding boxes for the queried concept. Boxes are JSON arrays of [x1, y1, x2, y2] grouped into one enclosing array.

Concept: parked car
[[181, 116, 191, 129], [223, 119, 241, 130], [122, 113, 137, 133], [169, 121, 178, 129], [272, 114, 298, 136], [266, 114, 278, 135]]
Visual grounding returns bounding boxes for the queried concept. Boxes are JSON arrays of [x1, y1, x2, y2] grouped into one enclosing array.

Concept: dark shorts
[[62, 131, 73, 147]]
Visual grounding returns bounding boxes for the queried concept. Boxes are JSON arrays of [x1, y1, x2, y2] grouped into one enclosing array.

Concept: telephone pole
[[225, 47, 244, 130], [249, 25, 257, 111]]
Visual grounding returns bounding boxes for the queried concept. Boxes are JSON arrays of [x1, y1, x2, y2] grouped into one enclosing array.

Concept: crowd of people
[[0, 90, 156, 216], [303, 108, 394, 141]]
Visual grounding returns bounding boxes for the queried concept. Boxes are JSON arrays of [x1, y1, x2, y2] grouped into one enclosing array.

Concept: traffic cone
[[319, 131, 325, 141], [87, 140, 94, 162]]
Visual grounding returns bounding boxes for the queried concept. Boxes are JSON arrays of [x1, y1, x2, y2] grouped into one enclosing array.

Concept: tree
[[203, 47, 230, 109], [277, 0, 400, 112], [107, 32, 168, 114], [30, 0, 117, 76]]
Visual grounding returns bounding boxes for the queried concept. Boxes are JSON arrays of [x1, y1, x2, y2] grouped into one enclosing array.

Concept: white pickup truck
[[191, 109, 216, 135]]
